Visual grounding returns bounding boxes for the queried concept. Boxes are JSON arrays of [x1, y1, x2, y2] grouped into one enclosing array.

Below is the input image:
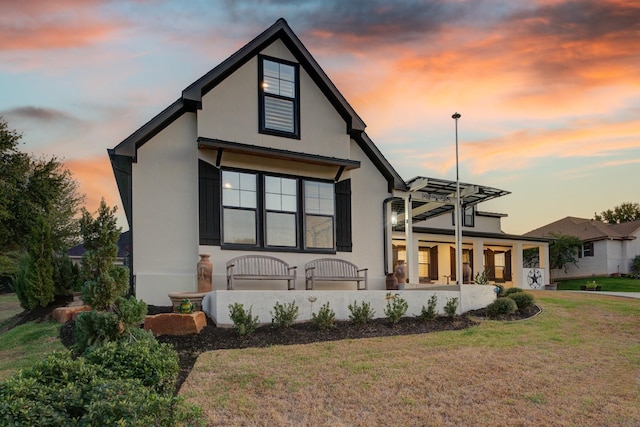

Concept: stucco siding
[[132, 113, 199, 305], [197, 39, 349, 159]]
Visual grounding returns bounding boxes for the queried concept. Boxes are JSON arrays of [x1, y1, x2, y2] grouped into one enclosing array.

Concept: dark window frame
[[220, 167, 336, 253], [258, 55, 300, 139], [452, 205, 475, 227], [582, 241, 594, 257]]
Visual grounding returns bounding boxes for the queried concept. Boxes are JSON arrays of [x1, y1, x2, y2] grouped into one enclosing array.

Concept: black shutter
[[505, 250, 512, 281], [199, 160, 220, 245], [450, 247, 456, 281], [485, 249, 496, 281], [335, 179, 352, 252], [429, 246, 439, 281]]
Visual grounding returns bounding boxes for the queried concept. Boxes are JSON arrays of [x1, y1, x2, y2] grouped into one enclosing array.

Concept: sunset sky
[[1, 0, 639, 235]]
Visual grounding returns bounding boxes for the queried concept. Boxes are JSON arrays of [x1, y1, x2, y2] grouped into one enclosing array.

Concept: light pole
[[452, 113, 462, 290]]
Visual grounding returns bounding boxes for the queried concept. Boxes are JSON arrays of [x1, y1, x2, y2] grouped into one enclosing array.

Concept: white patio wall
[[203, 285, 497, 327]]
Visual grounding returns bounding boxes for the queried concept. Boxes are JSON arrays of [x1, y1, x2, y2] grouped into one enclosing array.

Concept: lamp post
[[452, 113, 462, 290]]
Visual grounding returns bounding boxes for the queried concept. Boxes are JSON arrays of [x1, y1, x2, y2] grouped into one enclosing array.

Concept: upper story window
[[452, 205, 475, 227], [259, 55, 300, 138]]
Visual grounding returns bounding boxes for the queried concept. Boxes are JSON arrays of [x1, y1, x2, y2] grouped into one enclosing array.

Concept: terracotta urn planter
[[197, 254, 212, 292], [386, 273, 398, 290]]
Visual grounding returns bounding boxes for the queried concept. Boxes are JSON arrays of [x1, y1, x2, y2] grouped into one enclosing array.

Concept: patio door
[[450, 247, 473, 282]]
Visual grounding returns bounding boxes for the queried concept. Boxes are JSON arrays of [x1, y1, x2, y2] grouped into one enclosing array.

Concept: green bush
[[384, 293, 408, 324], [52, 251, 80, 297], [229, 303, 259, 336], [311, 302, 336, 330], [271, 300, 299, 329], [503, 287, 523, 296], [348, 300, 375, 324], [418, 294, 438, 321], [506, 292, 535, 311], [486, 298, 517, 319], [444, 297, 459, 319], [630, 255, 640, 278], [73, 296, 147, 354], [0, 348, 204, 426], [84, 331, 179, 394]]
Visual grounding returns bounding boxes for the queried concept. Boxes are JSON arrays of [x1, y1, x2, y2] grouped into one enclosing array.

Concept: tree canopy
[[549, 232, 582, 277], [0, 117, 84, 283], [594, 202, 640, 224], [0, 117, 84, 254]]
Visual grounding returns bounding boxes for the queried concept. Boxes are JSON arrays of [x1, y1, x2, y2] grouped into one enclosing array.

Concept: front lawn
[[180, 291, 640, 426], [556, 276, 640, 291]]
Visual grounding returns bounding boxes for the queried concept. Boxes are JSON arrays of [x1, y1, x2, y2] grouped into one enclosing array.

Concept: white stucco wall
[[203, 285, 496, 327], [198, 39, 350, 160], [132, 113, 199, 306]]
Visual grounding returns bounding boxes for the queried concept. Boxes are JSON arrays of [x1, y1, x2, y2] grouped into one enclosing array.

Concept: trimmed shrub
[[418, 294, 438, 321], [311, 302, 336, 330], [506, 292, 535, 311], [348, 300, 375, 324], [503, 287, 523, 297], [271, 300, 299, 329], [384, 293, 408, 324], [84, 331, 179, 394], [486, 298, 517, 319], [444, 297, 459, 319], [229, 303, 259, 336]]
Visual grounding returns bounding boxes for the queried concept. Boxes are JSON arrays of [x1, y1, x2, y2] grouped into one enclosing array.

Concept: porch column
[[513, 242, 523, 288], [539, 243, 549, 284], [404, 195, 413, 283], [473, 240, 484, 279]]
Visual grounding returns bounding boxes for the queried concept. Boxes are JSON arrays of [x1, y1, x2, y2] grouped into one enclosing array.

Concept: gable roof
[[110, 18, 404, 190], [524, 216, 640, 241]]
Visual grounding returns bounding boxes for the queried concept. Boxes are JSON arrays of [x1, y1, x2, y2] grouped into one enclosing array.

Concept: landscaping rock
[[144, 312, 207, 336], [51, 305, 92, 323]]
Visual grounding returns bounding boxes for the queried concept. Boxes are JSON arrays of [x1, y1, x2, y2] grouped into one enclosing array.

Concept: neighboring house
[[108, 18, 549, 317], [524, 216, 640, 279], [67, 231, 131, 267]]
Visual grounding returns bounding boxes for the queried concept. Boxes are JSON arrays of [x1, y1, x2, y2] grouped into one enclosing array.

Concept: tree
[[548, 233, 583, 280], [74, 200, 145, 354], [0, 116, 84, 284], [595, 202, 640, 224]]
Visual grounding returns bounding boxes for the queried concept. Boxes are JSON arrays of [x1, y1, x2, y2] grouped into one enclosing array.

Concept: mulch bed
[[5, 301, 540, 394], [151, 304, 540, 391]]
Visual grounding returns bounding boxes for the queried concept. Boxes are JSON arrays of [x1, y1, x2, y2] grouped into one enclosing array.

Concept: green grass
[[0, 320, 65, 380], [556, 276, 640, 291], [0, 293, 23, 327], [181, 291, 640, 426]]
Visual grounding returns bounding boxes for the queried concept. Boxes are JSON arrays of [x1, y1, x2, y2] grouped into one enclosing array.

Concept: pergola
[[387, 176, 511, 282]]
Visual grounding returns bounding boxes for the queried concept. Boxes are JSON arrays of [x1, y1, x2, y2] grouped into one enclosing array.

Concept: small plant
[[486, 298, 517, 319], [229, 303, 259, 336], [308, 295, 317, 317], [444, 297, 459, 319], [311, 302, 336, 330], [503, 287, 523, 297], [384, 293, 408, 325], [418, 294, 438, 321], [474, 270, 490, 285], [506, 292, 535, 311], [348, 300, 375, 324], [271, 300, 299, 329], [631, 255, 640, 278], [495, 284, 505, 297], [585, 280, 598, 290]]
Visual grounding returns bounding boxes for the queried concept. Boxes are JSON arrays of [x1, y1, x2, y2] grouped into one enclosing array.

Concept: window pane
[[279, 63, 295, 82], [305, 215, 334, 249], [317, 198, 334, 215], [305, 181, 319, 198], [279, 80, 294, 98], [264, 96, 294, 133], [266, 212, 296, 247], [317, 182, 333, 199], [265, 176, 280, 193], [240, 190, 256, 208], [282, 195, 297, 212], [239, 173, 256, 191], [263, 60, 279, 79], [223, 208, 256, 244], [281, 178, 296, 195], [222, 188, 239, 206], [265, 193, 280, 211], [223, 171, 239, 189]]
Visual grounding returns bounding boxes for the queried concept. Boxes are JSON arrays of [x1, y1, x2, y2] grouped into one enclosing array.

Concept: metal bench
[[226, 255, 297, 290], [304, 258, 368, 290]]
